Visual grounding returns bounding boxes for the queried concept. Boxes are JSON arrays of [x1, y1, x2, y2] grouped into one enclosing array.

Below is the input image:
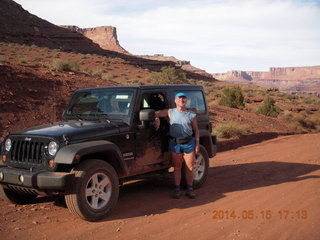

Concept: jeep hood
[[12, 120, 128, 141]]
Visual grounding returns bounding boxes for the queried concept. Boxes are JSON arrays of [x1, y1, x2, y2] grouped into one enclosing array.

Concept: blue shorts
[[169, 137, 195, 154]]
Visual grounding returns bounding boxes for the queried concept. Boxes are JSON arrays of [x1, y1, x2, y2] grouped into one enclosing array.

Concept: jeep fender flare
[[199, 130, 217, 158], [54, 140, 129, 175]]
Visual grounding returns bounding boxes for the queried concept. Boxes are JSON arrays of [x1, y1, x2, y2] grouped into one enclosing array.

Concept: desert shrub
[[102, 74, 118, 81], [128, 79, 140, 84], [52, 59, 80, 72], [213, 121, 250, 138], [0, 55, 6, 63], [287, 94, 299, 100], [303, 96, 320, 106], [148, 66, 188, 84], [81, 54, 91, 59], [256, 95, 281, 117], [83, 67, 91, 75], [279, 110, 294, 122], [17, 55, 27, 63], [294, 114, 320, 130], [92, 70, 103, 78], [219, 86, 245, 109], [279, 111, 320, 133], [208, 100, 218, 110]]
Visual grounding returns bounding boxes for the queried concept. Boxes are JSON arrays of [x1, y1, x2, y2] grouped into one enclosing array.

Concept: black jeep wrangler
[[0, 84, 216, 221]]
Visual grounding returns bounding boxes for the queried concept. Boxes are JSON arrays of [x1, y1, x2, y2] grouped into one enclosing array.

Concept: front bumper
[[0, 166, 73, 190]]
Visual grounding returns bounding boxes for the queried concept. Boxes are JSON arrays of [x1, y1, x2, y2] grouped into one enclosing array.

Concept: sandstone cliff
[[60, 25, 129, 54], [212, 66, 320, 95]]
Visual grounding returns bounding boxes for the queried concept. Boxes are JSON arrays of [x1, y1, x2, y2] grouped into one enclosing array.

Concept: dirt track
[[1, 133, 319, 240]]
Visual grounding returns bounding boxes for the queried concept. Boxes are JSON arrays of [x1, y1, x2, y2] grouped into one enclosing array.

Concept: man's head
[[175, 92, 186, 99], [175, 92, 187, 108]]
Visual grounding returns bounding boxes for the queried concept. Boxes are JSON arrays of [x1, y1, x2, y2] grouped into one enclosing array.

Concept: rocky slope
[[212, 66, 320, 95], [0, 0, 106, 55]]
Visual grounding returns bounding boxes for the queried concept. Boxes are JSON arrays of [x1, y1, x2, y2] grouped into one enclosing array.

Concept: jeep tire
[[65, 159, 119, 221]]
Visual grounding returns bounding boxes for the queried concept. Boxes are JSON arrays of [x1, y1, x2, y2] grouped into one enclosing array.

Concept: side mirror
[[139, 109, 155, 121], [139, 109, 155, 128]]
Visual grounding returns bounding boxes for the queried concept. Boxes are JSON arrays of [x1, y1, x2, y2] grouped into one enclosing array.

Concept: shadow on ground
[[26, 160, 318, 221], [25, 159, 320, 221]]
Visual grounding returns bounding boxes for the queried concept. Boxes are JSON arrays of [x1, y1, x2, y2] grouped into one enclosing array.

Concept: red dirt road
[[1, 133, 320, 240]]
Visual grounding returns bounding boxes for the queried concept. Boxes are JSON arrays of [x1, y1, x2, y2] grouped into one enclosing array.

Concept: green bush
[[92, 70, 103, 78], [102, 74, 118, 81], [214, 121, 250, 138], [219, 86, 245, 109], [256, 95, 281, 117], [148, 66, 188, 84], [52, 59, 80, 72], [0, 55, 6, 63], [17, 55, 27, 63]]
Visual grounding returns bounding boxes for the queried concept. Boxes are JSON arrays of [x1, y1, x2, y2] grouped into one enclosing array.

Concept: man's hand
[[154, 117, 160, 130], [195, 143, 199, 155]]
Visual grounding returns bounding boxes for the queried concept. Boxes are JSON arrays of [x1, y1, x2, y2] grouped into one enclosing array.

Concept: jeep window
[[141, 92, 167, 111], [64, 90, 134, 120], [174, 91, 206, 114]]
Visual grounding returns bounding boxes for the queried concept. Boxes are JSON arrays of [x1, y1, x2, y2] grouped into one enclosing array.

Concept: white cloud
[[14, 0, 320, 73]]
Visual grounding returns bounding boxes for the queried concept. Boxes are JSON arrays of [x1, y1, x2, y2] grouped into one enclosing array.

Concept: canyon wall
[[212, 66, 320, 95]]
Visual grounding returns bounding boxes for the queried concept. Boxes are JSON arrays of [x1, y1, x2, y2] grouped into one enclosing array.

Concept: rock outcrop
[[60, 25, 129, 54], [212, 66, 320, 95], [140, 54, 213, 79]]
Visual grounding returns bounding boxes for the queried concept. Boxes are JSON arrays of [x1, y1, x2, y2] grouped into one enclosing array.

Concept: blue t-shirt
[[169, 108, 196, 138]]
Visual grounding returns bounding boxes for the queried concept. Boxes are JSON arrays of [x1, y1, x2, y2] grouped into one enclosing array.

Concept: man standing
[[155, 93, 199, 199]]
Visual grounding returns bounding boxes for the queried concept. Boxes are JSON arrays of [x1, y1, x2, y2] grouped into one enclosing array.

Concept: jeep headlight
[[48, 141, 58, 156], [5, 138, 12, 152]]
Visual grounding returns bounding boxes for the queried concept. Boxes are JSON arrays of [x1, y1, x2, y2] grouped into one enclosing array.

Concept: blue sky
[[14, 0, 320, 73]]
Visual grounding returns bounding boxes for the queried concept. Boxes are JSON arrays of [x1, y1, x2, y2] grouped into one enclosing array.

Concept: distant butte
[[60, 25, 129, 55], [212, 66, 320, 96]]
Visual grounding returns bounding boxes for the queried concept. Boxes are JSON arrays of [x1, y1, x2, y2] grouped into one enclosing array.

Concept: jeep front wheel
[[65, 159, 119, 221]]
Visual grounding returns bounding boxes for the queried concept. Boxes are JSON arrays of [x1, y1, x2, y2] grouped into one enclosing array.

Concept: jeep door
[[130, 90, 171, 174]]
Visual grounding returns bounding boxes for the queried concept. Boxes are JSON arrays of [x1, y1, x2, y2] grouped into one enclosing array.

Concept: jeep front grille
[[11, 139, 45, 164]]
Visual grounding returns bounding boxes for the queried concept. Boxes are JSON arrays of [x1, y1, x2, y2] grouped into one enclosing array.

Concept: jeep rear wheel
[[192, 145, 209, 189], [65, 159, 119, 221]]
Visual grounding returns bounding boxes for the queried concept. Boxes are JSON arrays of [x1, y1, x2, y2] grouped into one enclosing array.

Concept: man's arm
[[154, 109, 169, 130], [192, 117, 200, 155], [155, 109, 169, 118]]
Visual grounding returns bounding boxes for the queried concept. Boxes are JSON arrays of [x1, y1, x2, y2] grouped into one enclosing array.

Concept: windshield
[[64, 90, 134, 120]]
